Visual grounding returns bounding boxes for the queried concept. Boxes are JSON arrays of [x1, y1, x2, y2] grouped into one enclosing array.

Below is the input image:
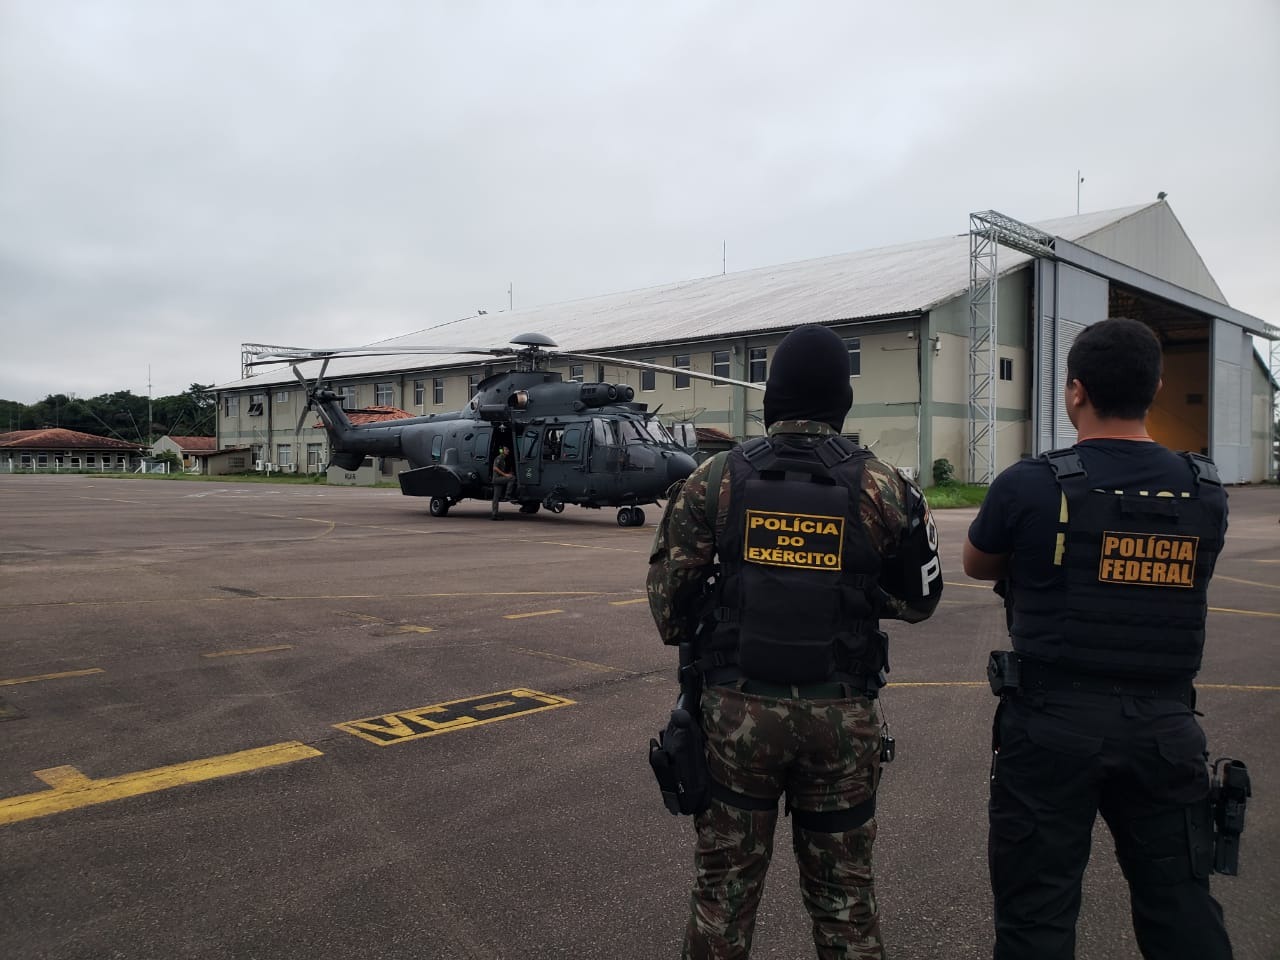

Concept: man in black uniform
[[964, 318, 1233, 959]]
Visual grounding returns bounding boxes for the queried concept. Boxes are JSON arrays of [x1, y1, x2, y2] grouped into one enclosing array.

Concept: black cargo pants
[[988, 691, 1232, 960]]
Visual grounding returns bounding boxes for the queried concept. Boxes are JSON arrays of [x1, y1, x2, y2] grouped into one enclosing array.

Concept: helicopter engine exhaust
[[579, 383, 634, 407]]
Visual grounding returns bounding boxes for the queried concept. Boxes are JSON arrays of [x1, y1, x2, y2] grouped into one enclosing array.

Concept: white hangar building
[[215, 201, 1277, 484]]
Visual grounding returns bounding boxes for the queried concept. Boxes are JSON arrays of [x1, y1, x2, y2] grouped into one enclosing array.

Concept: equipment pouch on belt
[[648, 642, 711, 816], [1210, 757, 1251, 876], [987, 650, 1019, 696]]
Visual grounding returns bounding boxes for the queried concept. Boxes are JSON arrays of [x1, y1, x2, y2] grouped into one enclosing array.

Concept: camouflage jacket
[[646, 420, 941, 645]]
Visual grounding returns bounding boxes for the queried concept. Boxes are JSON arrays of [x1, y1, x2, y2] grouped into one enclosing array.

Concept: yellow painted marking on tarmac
[[335, 689, 575, 746], [34, 766, 93, 789], [609, 598, 648, 606], [395, 625, 434, 634], [73, 496, 144, 505], [1209, 606, 1280, 619], [201, 644, 294, 659], [504, 609, 564, 620], [886, 681, 988, 688], [0, 668, 104, 687], [944, 580, 994, 590], [1199, 683, 1280, 692], [0, 741, 323, 826], [0, 590, 602, 611], [510, 646, 623, 673], [1214, 574, 1279, 590]]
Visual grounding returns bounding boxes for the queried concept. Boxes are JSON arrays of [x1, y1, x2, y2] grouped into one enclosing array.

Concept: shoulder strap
[[1041, 446, 1087, 480], [1184, 452, 1221, 486], [703, 451, 730, 543]]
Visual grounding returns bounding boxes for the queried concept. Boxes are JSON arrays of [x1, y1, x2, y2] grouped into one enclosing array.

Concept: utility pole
[[147, 364, 153, 446], [508, 282, 513, 311], [722, 241, 726, 275]]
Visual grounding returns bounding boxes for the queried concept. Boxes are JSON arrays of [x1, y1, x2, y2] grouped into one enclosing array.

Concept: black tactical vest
[[707, 434, 882, 684], [1011, 447, 1227, 680]]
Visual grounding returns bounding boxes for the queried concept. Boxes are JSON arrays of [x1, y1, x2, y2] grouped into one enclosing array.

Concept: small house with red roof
[[0, 428, 145, 472]]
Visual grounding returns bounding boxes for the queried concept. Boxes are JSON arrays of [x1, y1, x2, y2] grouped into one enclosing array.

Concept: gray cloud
[[2, 0, 1276, 402]]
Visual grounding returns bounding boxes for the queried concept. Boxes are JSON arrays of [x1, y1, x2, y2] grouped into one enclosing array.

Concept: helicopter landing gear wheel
[[429, 497, 450, 517], [617, 506, 645, 527], [546, 499, 565, 514], [519, 501, 541, 514]]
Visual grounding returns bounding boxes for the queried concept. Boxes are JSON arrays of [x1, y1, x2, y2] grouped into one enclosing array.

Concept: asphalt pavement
[[0, 475, 1276, 960]]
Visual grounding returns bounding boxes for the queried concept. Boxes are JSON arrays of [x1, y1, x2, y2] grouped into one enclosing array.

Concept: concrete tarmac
[[0, 475, 1276, 960]]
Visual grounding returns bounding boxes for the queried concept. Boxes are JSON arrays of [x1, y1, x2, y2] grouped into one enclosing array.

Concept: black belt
[[1016, 656, 1194, 705], [712, 677, 871, 700]]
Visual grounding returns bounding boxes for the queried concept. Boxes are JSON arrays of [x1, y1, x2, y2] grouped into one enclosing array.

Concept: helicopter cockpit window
[[620, 421, 653, 445], [561, 426, 583, 461], [593, 418, 618, 447], [431, 435, 443, 461], [543, 427, 564, 461], [642, 420, 674, 444]]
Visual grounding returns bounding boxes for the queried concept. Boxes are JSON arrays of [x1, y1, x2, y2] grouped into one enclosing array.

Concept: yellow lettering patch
[[1098, 532, 1199, 589], [334, 689, 575, 747], [744, 510, 844, 571]]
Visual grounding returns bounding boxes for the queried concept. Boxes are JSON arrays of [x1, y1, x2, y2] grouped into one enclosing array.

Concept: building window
[[339, 385, 357, 408], [413, 380, 425, 405], [37, 453, 49, 467], [229, 456, 246, 469], [86, 454, 96, 467], [640, 360, 656, 393], [748, 347, 767, 383], [375, 382, 393, 406], [276, 443, 293, 466], [846, 338, 861, 377], [711, 350, 730, 385], [20, 453, 32, 467], [433, 378, 445, 405], [224, 395, 240, 417], [999, 357, 1013, 381], [569, 364, 584, 383], [274, 390, 290, 403], [673, 354, 691, 390], [467, 374, 480, 396], [248, 393, 265, 416], [307, 443, 323, 468]]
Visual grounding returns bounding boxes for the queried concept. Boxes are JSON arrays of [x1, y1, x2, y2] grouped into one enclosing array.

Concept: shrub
[[932, 458, 956, 487]]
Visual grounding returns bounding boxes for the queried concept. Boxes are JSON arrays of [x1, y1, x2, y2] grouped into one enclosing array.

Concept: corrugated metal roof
[[220, 204, 1155, 389], [0, 429, 145, 450]]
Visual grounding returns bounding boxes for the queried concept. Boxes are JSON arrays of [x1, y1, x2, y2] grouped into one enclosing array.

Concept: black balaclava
[[762, 324, 853, 431]]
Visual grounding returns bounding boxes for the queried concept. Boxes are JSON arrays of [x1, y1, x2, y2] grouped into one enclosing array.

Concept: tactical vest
[[706, 434, 883, 685], [1011, 447, 1226, 680]]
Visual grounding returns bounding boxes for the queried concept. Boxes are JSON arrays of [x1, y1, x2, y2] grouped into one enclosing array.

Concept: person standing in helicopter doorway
[[647, 324, 944, 959], [491, 445, 514, 520]]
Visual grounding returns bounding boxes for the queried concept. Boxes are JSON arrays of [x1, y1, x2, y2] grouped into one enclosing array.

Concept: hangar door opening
[[1110, 286, 1211, 459]]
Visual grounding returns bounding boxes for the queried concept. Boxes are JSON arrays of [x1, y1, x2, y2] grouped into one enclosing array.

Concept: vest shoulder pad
[[1184, 452, 1221, 486], [1041, 446, 1087, 481]]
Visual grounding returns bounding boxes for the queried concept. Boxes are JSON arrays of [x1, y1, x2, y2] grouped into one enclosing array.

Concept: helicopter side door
[[517, 429, 541, 489], [591, 418, 623, 475]]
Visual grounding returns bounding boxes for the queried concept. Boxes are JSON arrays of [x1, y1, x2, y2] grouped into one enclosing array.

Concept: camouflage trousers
[[683, 683, 884, 960]]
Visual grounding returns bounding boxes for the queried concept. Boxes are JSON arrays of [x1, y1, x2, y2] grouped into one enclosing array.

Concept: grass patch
[[921, 483, 988, 508]]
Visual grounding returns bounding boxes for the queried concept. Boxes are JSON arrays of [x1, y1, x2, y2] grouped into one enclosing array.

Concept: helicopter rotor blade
[[243, 343, 514, 368], [551, 351, 766, 391]]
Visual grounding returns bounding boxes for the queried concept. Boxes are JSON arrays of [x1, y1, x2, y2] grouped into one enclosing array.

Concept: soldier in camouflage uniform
[[648, 324, 942, 960], [650, 325, 942, 960]]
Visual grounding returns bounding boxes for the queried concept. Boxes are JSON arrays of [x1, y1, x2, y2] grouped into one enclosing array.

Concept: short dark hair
[[1066, 318, 1162, 419]]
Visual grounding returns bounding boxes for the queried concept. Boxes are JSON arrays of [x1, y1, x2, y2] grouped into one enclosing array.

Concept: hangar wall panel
[[1211, 319, 1253, 483], [1033, 262, 1107, 453]]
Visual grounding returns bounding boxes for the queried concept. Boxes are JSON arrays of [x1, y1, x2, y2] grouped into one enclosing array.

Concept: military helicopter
[[244, 333, 763, 526]]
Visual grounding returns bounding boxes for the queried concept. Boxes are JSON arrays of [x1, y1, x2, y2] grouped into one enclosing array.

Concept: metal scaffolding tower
[[968, 211, 1056, 484]]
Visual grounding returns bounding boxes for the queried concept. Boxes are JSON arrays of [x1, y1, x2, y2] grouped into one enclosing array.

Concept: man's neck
[[1075, 414, 1152, 443]]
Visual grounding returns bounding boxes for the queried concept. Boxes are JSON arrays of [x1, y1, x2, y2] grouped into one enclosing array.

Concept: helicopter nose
[[666, 450, 697, 486]]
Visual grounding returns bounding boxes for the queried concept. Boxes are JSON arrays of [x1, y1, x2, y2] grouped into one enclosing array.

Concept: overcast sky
[[2, 1, 1277, 403]]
